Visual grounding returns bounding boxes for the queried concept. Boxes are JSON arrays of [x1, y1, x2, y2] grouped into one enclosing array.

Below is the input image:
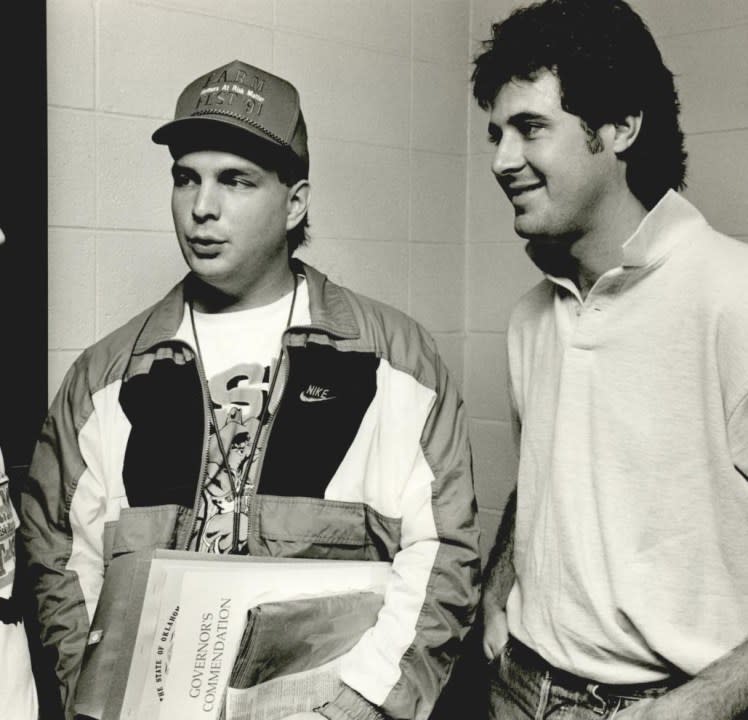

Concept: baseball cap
[[152, 59, 308, 176]]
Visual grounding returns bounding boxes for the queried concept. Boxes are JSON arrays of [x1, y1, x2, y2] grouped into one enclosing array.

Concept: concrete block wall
[[467, 0, 748, 562], [47, 0, 471, 405], [48, 0, 748, 566]]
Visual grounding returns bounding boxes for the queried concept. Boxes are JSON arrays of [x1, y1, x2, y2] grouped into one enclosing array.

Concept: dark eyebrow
[[509, 112, 549, 126], [222, 166, 258, 177], [217, 167, 263, 182], [488, 111, 549, 138], [171, 162, 196, 178]]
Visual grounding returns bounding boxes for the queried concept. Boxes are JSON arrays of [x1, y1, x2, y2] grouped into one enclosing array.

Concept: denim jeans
[[488, 637, 680, 720]]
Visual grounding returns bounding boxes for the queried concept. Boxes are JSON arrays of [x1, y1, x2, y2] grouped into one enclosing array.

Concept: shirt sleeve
[[728, 392, 748, 479], [718, 284, 748, 479]]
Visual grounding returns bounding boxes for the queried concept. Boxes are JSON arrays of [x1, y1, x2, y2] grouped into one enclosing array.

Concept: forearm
[[482, 486, 516, 612], [622, 638, 748, 720]]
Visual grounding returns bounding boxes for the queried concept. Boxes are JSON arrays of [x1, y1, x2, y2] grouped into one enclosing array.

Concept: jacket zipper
[[243, 335, 291, 549]]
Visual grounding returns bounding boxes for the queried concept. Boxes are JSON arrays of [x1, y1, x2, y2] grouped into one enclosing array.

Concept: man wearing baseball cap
[[20, 60, 480, 720]]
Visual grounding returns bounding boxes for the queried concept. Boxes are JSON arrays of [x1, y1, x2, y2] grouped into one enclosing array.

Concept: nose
[[491, 132, 525, 178], [192, 181, 220, 221]]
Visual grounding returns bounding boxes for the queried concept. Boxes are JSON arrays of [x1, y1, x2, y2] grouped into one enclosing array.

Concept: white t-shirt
[[0, 448, 39, 720], [175, 278, 311, 553]]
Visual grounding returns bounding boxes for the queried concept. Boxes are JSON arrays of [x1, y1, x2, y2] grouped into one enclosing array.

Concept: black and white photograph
[[0, 1, 747, 719]]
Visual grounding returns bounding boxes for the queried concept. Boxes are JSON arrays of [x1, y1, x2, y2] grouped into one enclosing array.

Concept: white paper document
[[117, 554, 390, 720]]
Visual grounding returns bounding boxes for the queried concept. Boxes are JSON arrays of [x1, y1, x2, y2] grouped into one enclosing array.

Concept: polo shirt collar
[[545, 191, 707, 298], [621, 190, 706, 268]]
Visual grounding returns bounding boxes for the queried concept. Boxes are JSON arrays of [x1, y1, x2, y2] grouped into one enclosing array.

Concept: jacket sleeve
[[322, 340, 482, 720], [18, 357, 110, 718]]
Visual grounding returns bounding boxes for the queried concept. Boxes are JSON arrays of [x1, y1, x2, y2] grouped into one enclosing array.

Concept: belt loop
[[586, 683, 608, 715], [607, 697, 622, 719]]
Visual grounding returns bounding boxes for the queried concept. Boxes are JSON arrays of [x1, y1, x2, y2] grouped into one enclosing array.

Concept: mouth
[[504, 182, 544, 202], [187, 235, 225, 257]]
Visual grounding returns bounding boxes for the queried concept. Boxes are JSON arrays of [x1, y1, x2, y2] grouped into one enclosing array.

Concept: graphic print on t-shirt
[[176, 277, 311, 554], [190, 359, 278, 554]]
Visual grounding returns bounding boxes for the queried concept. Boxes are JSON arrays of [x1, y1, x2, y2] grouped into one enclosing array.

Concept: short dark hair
[[471, 0, 687, 209], [169, 123, 310, 255]]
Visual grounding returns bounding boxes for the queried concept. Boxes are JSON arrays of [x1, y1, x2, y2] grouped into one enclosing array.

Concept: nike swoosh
[[299, 392, 336, 403]]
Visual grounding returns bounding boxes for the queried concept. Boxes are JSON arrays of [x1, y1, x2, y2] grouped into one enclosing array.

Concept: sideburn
[[580, 120, 605, 154]]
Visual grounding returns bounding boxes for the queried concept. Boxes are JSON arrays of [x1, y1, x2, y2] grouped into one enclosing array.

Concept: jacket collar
[[132, 260, 360, 355], [297, 260, 359, 338]]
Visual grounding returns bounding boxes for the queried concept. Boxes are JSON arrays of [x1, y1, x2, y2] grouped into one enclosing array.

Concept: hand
[[280, 713, 327, 719], [482, 604, 509, 662]]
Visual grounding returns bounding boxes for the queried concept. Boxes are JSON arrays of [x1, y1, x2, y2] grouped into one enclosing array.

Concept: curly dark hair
[[471, 0, 687, 209]]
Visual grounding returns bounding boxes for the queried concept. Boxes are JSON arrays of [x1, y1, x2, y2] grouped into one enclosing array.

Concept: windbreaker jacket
[[20, 262, 481, 720]]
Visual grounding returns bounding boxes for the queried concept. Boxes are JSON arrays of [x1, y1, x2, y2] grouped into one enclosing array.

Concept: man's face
[[171, 149, 293, 299], [488, 69, 619, 247]]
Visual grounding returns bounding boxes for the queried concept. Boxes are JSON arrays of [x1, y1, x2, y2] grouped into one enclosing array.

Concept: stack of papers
[[74, 549, 391, 720]]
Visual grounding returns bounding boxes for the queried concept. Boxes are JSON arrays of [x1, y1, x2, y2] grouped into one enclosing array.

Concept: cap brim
[[153, 117, 304, 176], [152, 115, 283, 149]]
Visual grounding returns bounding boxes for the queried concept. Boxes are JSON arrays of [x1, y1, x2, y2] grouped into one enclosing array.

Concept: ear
[[611, 111, 643, 154], [286, 179, 311, 231]]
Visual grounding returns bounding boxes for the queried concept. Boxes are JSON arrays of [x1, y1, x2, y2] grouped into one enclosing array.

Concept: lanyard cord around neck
[[188, 275, 299, 552]]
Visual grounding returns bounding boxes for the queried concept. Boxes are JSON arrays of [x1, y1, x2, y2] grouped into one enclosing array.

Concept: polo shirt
[[505, 190, 748, 683]]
